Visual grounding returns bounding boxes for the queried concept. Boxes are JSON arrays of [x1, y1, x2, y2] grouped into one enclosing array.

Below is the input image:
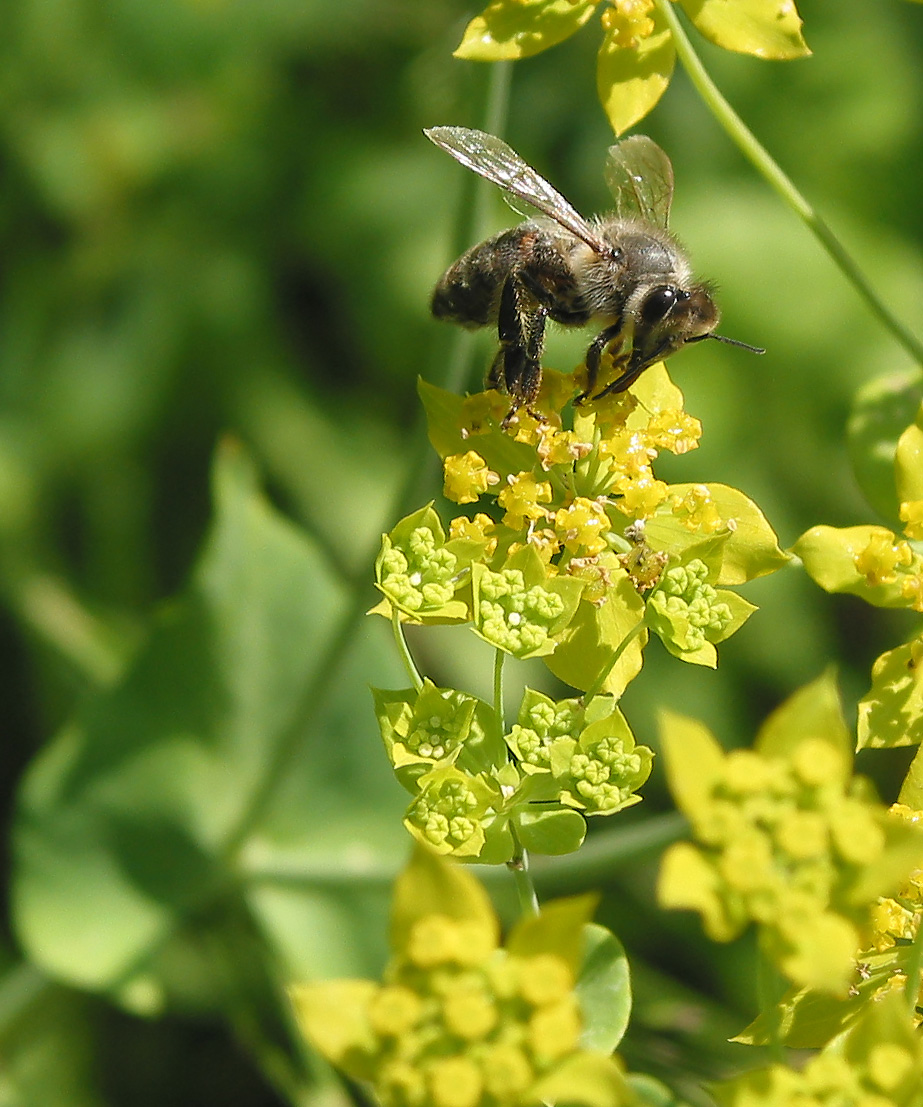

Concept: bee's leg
[[495, 275, 547, 422], [575, 322, 623, 404], [593, 358, 647, 399]]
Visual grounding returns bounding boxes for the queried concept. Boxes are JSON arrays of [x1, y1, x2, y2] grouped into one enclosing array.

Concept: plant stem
[[904, 906, 923, 1014], [756, 929, 785, 1063], [508, 822, 540, 917], [493, 646, 506, 734], [392, 608, 423, 692], [654, 0, 923, 369], [493, 646, 540, 916]]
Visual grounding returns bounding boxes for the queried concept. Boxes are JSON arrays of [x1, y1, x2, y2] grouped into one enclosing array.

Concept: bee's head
[[628, 282, 763, 379], [629, 283, 719, 374]]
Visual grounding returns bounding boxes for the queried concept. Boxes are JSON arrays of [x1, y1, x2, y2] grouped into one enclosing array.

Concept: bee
[[425, 126, 763, 420]]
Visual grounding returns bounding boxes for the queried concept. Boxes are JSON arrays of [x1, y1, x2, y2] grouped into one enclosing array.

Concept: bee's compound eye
[[641, 286, 684, 325]]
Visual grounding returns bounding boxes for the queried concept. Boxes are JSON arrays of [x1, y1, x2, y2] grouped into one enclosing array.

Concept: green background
[[2, 0, 923, 1103]]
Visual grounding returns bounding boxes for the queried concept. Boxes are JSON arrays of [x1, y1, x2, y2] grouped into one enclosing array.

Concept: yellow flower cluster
[[291, 849, 630, 1107]]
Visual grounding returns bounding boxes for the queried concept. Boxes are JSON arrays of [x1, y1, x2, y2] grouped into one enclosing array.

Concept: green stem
[[508, 822, 540, 917], [392, 608, 423, 692], [493, 646, 506, 735], [756, 929, 785, 1063], [493, 646, 540, 917], [654, 0, 923, 369], [904, 908, 923, 1015]]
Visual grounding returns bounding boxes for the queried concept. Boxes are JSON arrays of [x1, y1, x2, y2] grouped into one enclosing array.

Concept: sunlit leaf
[[544, 560, 646, 694], [680, 0, 810, 59], [857, 639, 923, 750], [455, 0, 599, 61], [597, 8, 675, 137]]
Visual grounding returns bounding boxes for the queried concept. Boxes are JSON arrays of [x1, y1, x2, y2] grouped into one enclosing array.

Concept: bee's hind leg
[[575, 322, 624, 404], [494, 276, 547, 426]]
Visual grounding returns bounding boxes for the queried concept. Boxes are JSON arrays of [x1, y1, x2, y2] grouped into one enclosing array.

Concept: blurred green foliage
[[2, 0, 923, 1103]]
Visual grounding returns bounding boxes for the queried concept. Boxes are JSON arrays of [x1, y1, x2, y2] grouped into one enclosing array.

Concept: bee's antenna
[[708, 333, 766, 355]]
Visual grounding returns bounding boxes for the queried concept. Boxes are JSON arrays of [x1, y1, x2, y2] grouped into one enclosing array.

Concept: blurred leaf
[[0, 966, 103, 1107], [12, 442, 406, 1002], [847, 370, 923, 523], [576, 923, 631, 1054], [680, 0, 811, 59], [455, 0, 599, 61], [895, 417, 923, 504], [597, 9, 675, 137]]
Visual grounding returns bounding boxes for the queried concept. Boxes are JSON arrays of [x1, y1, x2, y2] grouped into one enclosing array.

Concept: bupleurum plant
[[285, 0, 923, 1101]]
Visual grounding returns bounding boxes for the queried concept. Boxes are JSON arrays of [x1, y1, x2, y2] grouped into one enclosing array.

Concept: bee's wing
[[425, 126, 611, 255], [604, 135, 674, 229]]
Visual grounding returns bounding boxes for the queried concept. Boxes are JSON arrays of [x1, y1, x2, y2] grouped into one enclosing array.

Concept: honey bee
[[425, 126, 763, 420]]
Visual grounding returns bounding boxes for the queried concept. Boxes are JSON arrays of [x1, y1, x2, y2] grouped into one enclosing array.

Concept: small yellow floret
[[516, 953, 573, 1006], [645, 409, 702, 454], [428, 1056, 483, 1107], [407, 915, 464, 967], [528, 996, 581, 1062], [900, 499, 923, 540], [498, 472, 552, 530], [616, 476, 669, 519], [554, 497, 610, 556], [450, 513, 498, 555], [443, 451, 499, 505], [854, 531, 913, 585], [368, 985, 424, 1037], [601, 0, 655, 48], [670, 484, 723, 534]]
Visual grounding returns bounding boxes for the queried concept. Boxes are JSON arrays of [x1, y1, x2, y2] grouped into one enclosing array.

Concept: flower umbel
[[290, 848, 631, 1107]]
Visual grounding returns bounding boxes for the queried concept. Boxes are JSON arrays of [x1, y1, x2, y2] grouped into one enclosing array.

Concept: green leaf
[[12, 443, 408, 998], [506, 894, 599, 974], [680, 0, 810, 59], [544, 560, 645, 694], [646, 483, 790, 585], [792, 524, 908, 608], [529, 1051, 632, 1107], [847, 369, 923, 522], [657, 841, 745, 943], [895, 416, 923, 505], [575, 924, 631, 1053], [515, 805, 587, 855], [289, 979, 378, 1078], [857, 639, 923, 750], [419, 379, 539, 480], [755, 670, 851, 772], [390, 844, 499, 953], [597, 9, 675, 137], [455, 0, 599, 61], [0, 974, 106, 1107], [899, 743, 923, 807], [658, 710, 725, 821], [628, 1073, 697, 1105]]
